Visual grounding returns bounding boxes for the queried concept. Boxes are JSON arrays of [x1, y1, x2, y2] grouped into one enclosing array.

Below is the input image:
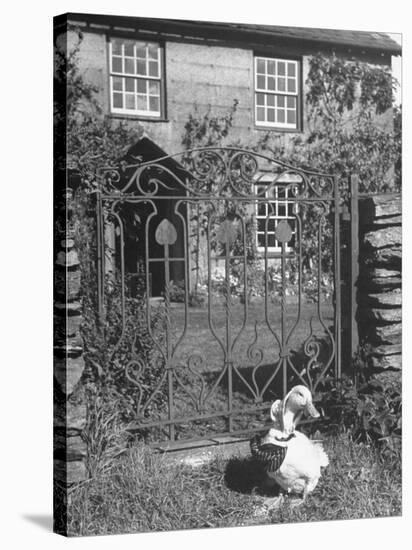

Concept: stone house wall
[[64, 22, 393, 157]]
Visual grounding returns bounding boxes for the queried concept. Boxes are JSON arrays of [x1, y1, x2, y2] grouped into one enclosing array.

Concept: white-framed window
[[255, 184, 296, 252], [109, 39, 164, 118], [255, 57, 300, 129]]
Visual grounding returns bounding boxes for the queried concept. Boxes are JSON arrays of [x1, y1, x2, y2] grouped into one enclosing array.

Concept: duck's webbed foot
[[288, 493, 305, 508], [261, 494, 284, 510], [301, 478, 318, 502]]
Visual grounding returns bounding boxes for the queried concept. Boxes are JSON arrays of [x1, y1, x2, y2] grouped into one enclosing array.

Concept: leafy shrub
[[73, 191, 167, 429], [81, 273, 167, 426], [315, 370, 401, 458], [166, 280, 208, 307], [168, 280, 186, 303], [189, 289, 207, 307]]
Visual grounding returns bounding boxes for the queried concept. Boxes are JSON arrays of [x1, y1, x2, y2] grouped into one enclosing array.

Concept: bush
[[315, 370, 401, 458], [189, 289, 207, 307], [168, 280, 186, 303], [73, 192, 167, 429], [81, 273, 167, 426]]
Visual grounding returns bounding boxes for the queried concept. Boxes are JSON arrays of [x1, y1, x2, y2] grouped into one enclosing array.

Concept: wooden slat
[[152, 439, 216, 452]]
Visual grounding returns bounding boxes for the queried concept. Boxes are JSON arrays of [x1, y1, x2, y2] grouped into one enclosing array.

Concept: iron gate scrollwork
[[96, 147, 341, 443]]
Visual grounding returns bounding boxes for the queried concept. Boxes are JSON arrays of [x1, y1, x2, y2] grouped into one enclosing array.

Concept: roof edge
[[64, 12, 402, 55]]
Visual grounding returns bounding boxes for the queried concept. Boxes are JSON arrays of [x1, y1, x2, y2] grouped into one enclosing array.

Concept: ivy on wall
[[258, 53, 401, 196]]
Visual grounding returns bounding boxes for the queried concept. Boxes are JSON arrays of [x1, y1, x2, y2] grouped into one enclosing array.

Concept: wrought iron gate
[[95, 147, 341, 444]]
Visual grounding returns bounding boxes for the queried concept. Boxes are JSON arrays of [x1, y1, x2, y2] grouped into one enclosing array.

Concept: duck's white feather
[[267, 432, 329, 495], [261, 385, 329, 497]]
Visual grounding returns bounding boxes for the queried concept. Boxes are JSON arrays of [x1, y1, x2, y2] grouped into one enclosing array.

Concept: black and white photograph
[[1, 2, 408, 548], [52, 10, 403, 537]]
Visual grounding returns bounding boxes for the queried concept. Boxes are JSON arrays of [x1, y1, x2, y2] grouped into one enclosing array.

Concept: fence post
[[350, 175, 360, 363]]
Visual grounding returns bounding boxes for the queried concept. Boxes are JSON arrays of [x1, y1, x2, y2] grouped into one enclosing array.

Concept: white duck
[[251, 385, 329, 500]]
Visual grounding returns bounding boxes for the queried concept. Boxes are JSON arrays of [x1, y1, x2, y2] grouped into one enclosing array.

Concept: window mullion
[[109, 39, 162, 117]]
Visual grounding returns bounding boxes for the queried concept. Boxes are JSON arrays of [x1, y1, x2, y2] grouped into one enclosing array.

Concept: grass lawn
[[145, 298, 335, 440], [67, 431, 401, 536], [169, 298, 334, 374]]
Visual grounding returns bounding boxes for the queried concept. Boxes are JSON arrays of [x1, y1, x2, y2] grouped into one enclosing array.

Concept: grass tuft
[[67, 431, 401, 536]]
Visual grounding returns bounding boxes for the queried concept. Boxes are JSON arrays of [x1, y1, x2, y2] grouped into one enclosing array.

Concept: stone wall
[[54, 188, 87, 506], [357, 195, 401, 370], [65, 24, 393, 159]]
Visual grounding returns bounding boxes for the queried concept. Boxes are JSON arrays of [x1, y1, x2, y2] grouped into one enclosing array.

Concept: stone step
[[358, 307, 402, 323], [358, 290, 401, 308], [363, 226, 401, 250], [369, 353, 401, 370]]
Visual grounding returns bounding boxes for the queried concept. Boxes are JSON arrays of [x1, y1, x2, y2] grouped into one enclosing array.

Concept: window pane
[[256, 58, 265, 73], [257, 75, 265, 89], [288, 203, 295, 217], [125, 94, 135, 109], [277, 95, 285, 108], [277, 62, 286, 76], [148, 44, 158, 59], [137, 79, 146, 93], [267, 60, 276, 75], [148, 61, 159, 77], [256, 106, 265, 121], [278, 109, 285, 123], [256, 92, 265, 106], [287, 96, 296, 108], [267, 94, 275, 107], [277, 186, 286, 199], [268, 235, 276, 247], [269, 201, 276, 215], [287, 110, 297, 124], [137, 60, 146, 75], [149, 80, 160, 95], [136, 45, 146, 58], [124, 42, 134, 56], [112, 56, 122, 73], [268, 219, 276, 232], [278, 77, 286, 92], [111, 40, 122, 55], [137, 95, 147, 110], [267, 77, 276, 91], [124, 58, 135, 74], [278, 204, 286, 216], [257, 219, 266, 232], [149, 96, 160, 112], [257, 203, 266, 216], [287, 62, 296, 76], [257, 234, 265, 247], [113, 92, 123, 108], [125, 77, 135, 92], [287, 78, 296, 93], [112, 76, 123, 91], [267, 109, 275, 122]]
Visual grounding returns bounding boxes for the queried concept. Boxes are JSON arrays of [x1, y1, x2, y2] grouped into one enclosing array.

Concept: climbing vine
[[259, 53, 400, 196], [54, 30, 165, 426], [257, 53, 401, 276], [181, 100, 260, 296]]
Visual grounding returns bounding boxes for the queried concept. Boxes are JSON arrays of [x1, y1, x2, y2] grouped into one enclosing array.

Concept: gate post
[[349, 175, 360, 363]]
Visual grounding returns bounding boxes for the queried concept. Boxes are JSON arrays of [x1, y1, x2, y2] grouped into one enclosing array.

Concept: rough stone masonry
[[357, 195, 402, 370]]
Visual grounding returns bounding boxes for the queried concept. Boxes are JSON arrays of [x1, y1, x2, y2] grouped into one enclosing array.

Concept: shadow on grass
[[212, 331, 335, 403], [224, 456, 281, 497]]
